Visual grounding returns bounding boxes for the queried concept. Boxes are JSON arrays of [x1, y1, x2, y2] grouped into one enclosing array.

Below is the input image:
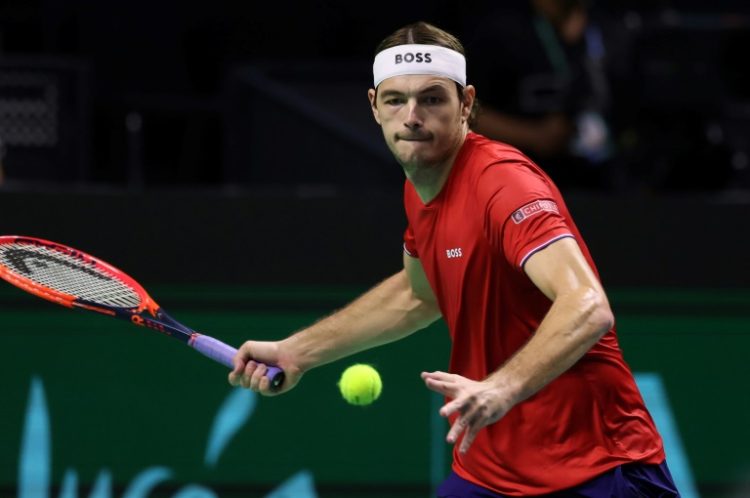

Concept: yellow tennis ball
[[338, 364, 382, 406]]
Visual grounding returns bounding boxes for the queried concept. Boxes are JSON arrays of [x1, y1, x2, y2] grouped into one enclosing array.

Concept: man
[[229, 22, 679, 497], [468, 0, 627, 191]]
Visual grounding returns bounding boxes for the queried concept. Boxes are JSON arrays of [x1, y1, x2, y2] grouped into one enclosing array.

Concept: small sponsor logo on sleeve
[[511, 200, 560, 224]]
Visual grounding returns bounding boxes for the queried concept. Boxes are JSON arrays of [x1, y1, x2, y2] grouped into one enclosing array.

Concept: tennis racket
[[0, 235, 284, 388]]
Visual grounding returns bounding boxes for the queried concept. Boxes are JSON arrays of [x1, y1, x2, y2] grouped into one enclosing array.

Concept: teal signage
[[17, 377, 317, 498]]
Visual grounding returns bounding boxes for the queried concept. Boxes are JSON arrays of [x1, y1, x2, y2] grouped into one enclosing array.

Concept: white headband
[[373, 44, 466, 88]]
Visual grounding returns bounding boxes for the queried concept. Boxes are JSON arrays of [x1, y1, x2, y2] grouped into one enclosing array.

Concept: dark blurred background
[[1, 0, 749, 288], [1, 0, 749, 193]]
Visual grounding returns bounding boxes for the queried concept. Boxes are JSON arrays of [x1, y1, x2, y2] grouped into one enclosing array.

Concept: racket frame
[[0, 236, 284, 387]]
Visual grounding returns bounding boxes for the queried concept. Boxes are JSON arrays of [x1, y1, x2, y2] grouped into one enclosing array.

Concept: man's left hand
[[421, 371, 514, 454]]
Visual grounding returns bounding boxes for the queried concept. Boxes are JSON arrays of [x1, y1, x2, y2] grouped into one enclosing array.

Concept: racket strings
[[0, 243, 142, 308]]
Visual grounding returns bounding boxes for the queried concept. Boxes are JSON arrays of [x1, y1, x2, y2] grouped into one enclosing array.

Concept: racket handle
[[189, 334, 285, 389]]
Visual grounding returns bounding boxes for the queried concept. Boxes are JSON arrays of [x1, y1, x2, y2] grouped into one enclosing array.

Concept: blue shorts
[[437, 461, 680, 497]]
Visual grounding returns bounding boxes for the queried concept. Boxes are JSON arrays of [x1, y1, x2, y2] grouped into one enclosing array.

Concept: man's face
[[368, 75, 473, 171]]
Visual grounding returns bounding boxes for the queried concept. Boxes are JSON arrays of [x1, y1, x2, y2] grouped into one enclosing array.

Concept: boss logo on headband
[[395, 52, 432, 64]]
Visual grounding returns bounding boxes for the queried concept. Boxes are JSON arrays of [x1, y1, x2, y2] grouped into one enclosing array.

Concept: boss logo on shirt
[[511, 200, 560, 224], [446, 247, 463, 259], [395, 52, 432, 64]]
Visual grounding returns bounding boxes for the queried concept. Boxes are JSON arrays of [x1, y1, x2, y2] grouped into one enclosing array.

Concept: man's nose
[[404, 101, 422, 129]]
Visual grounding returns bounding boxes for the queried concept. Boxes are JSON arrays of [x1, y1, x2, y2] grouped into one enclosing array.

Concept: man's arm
[[474, 107, 573, 158], [229, 253, 441, 393], [422, 237, 614, 453]]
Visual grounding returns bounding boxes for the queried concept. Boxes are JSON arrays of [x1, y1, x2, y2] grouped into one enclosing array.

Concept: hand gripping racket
[[0, 236, 284, 388]]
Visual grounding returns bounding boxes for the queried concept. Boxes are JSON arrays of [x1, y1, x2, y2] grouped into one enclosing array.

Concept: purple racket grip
[[190, 334, 285, 389]]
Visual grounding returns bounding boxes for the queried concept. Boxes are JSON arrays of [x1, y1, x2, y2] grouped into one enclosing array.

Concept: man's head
[[368, 22, 477, 173]]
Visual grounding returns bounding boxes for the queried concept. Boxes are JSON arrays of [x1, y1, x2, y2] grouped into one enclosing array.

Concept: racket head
[[0, 235, 282, 383], [0, 236, 157, 315]]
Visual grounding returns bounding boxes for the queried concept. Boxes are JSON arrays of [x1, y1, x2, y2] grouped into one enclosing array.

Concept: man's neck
[[405, 161, 454, 204], [404, 131, 468, 204]]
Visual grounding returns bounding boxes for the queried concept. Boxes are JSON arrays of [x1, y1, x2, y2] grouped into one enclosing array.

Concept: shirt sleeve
[[478, 161, 574, 269], [403, 224, 419, 258]]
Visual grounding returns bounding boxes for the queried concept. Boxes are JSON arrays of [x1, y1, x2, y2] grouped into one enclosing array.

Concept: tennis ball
[[338, 364, 382, 406]]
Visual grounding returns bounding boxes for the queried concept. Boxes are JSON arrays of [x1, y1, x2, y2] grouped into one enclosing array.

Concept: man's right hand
[[228, 340, 303, 396]]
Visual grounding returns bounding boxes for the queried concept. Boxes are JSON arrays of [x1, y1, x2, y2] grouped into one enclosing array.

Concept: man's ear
[[368, 88, 381, 125], [461, 85, 476, 123]]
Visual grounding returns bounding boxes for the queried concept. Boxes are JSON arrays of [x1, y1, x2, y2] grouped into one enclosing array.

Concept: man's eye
[[385, 98, 404, 106]]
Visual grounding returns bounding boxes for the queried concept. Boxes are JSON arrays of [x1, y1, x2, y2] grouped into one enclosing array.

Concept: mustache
[[396, 133, 432, 141]]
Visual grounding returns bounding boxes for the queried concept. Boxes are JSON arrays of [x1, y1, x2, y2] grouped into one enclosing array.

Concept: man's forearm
[[283, 270, 441, 372], [474, 108, 571, 158], [487, 286, 614, 404]]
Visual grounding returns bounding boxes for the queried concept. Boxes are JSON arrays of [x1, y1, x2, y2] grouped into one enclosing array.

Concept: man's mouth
[[398, 135, 431, 142]]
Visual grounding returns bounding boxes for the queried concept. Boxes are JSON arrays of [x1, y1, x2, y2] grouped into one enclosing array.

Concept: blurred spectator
[[466, 0, 632, 191]]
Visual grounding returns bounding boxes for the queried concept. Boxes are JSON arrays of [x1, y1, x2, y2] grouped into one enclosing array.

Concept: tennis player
[[230, 22, 679, 497]]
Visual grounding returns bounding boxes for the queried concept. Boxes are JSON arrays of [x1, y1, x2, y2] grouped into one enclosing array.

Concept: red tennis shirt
[[403, 133, 664, 495]]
